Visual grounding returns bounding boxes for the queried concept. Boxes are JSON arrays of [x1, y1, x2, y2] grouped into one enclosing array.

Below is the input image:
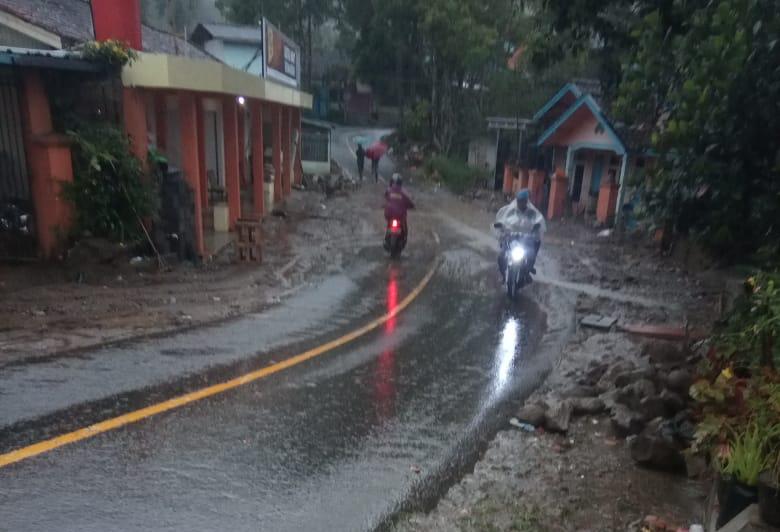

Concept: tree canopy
[[614, 0, 780, 258]]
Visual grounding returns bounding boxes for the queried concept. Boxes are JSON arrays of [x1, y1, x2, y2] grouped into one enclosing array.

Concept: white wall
[[468, 137, 497, 173], [202, 98, 225, 188]]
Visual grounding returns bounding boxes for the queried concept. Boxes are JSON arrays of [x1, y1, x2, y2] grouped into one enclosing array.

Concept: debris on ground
[[581, 313, 618, 330]]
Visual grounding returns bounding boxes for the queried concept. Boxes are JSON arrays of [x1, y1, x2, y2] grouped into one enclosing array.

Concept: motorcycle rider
[[494, 188, 546, 279], [384, 173, 414, 246]]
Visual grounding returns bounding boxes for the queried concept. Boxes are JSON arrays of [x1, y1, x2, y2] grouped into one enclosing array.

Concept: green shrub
[[714, 272, 780, 372], [423, 155, 479, 194], [63, 123, 156, 242], [400, 100, 430, 142], [82, 39, 138, 67]]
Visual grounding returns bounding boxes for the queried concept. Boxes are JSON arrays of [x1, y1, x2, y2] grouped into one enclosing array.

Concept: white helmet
[[391, 173, 403, 186]]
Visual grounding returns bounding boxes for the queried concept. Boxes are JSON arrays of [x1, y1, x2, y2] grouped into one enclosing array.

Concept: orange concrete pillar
[[195, 99, 208, 209], [122, 88, 148, 164], [154, 93, 167, 150], [223, 96, 241, 229], [502, 164, 515, 195], [528, 170, 545, 207], [282, 106, 292, 197], [179, 92, 205, 257], [597, 182, 620, 225], [547, 170, 569, 220], [519, 167, 529, 190], [250, 101, 265, 218], [293, 108, 302, 186], [237, 106, 247, 184], [272, 105, 283, 203], [19, 70, 73, 259]]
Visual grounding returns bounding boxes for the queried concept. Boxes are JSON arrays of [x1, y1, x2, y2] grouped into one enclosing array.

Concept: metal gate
[[0, 66, 35, 258]]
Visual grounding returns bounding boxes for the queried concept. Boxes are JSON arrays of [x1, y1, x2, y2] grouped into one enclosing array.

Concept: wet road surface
[[0, 129, 558, 531]]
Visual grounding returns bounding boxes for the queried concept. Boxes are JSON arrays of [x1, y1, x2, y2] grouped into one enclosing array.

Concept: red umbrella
[[365, 141, 388, 161]]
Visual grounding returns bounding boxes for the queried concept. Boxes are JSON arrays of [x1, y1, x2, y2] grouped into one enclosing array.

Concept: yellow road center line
[[0, 259, 440, 469]]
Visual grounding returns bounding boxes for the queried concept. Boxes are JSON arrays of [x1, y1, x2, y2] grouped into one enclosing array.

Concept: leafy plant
[[82, 40, 139, 67], [719, 421, 780, 486], [712, 273, 780, 373], [423, 155, 481, 194], [63, 123, 156, 242]]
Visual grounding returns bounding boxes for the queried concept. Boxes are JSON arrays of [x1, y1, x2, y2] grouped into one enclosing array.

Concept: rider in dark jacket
[[384, 173, 414, 242]]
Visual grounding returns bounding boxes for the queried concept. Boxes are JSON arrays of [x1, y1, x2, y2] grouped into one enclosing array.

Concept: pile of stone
[[516, 341, 701, 475]]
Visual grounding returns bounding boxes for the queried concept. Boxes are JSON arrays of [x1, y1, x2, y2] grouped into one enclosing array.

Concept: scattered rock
[[544, 400, 573, 433], [599, 388, 621, 411], [584, 362, 609, 386], [638, 396, 667, 421], [562, 384, 600, 398], [671, 410, 696, 443], [665, 369, 693, 394], [614, 369, 657, 389], [597, 361, 637, 389], [617, 379, 657, 410], [610, 404, 645, 437], [570, 397, 606, 416], [643, 342, 685, 365], [30, 309, 46, 317], [629, 423, 686, 472], [516, 403, 546, 427], [659, 389, 686, 415]]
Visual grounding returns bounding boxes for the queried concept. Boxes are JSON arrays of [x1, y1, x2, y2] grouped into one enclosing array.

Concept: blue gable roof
[[536, 94, 626, 155], [532, 83, 582, 122]]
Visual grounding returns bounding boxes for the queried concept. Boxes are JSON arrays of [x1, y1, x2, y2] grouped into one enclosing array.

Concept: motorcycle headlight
[[509, 245, 526, 263]]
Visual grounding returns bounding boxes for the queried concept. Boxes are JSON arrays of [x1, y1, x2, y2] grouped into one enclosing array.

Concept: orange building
[[0, 0, 311, 259]]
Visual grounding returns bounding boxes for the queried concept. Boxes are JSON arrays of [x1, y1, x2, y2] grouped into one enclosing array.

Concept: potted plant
[[758, 466, 780, 526], [715, 422, 768, 527]]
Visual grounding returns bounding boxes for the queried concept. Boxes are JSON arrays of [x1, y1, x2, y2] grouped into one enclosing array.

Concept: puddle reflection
[[372, 266, 400, 421]]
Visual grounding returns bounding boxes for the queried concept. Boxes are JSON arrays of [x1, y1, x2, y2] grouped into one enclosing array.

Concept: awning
[[0, 46, 104, 72], [122, 52, 313, 110]]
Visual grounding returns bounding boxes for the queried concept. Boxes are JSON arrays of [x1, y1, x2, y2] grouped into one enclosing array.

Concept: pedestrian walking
[[371, 157, 379, 182], [356, 143, 365, 180], [365, 141, 388, 184]]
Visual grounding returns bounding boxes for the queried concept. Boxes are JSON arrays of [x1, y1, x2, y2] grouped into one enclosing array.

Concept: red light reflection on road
[[373, 268, 400, 421], [385, 268, 399, 334]]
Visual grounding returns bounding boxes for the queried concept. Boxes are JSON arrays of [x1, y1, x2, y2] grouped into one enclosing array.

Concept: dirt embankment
[[0, 187, 385, 365]]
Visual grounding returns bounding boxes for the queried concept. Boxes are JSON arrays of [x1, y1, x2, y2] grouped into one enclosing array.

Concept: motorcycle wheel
[[389, 235, 402, 259], [506, 269, 517, 299]]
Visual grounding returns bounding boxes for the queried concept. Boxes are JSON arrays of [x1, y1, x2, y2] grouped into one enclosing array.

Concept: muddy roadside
[[0, 184, 390, 365], [394, 192, 740, 532]]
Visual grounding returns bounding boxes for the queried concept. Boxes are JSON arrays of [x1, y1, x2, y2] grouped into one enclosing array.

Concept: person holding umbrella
[[365, 140, 388, 183]]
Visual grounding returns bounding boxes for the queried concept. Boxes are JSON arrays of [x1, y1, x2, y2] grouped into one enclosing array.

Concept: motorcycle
[[494, 222, 538, 300], [384, 218, 406, 259], [0, 199, 34, 235]]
